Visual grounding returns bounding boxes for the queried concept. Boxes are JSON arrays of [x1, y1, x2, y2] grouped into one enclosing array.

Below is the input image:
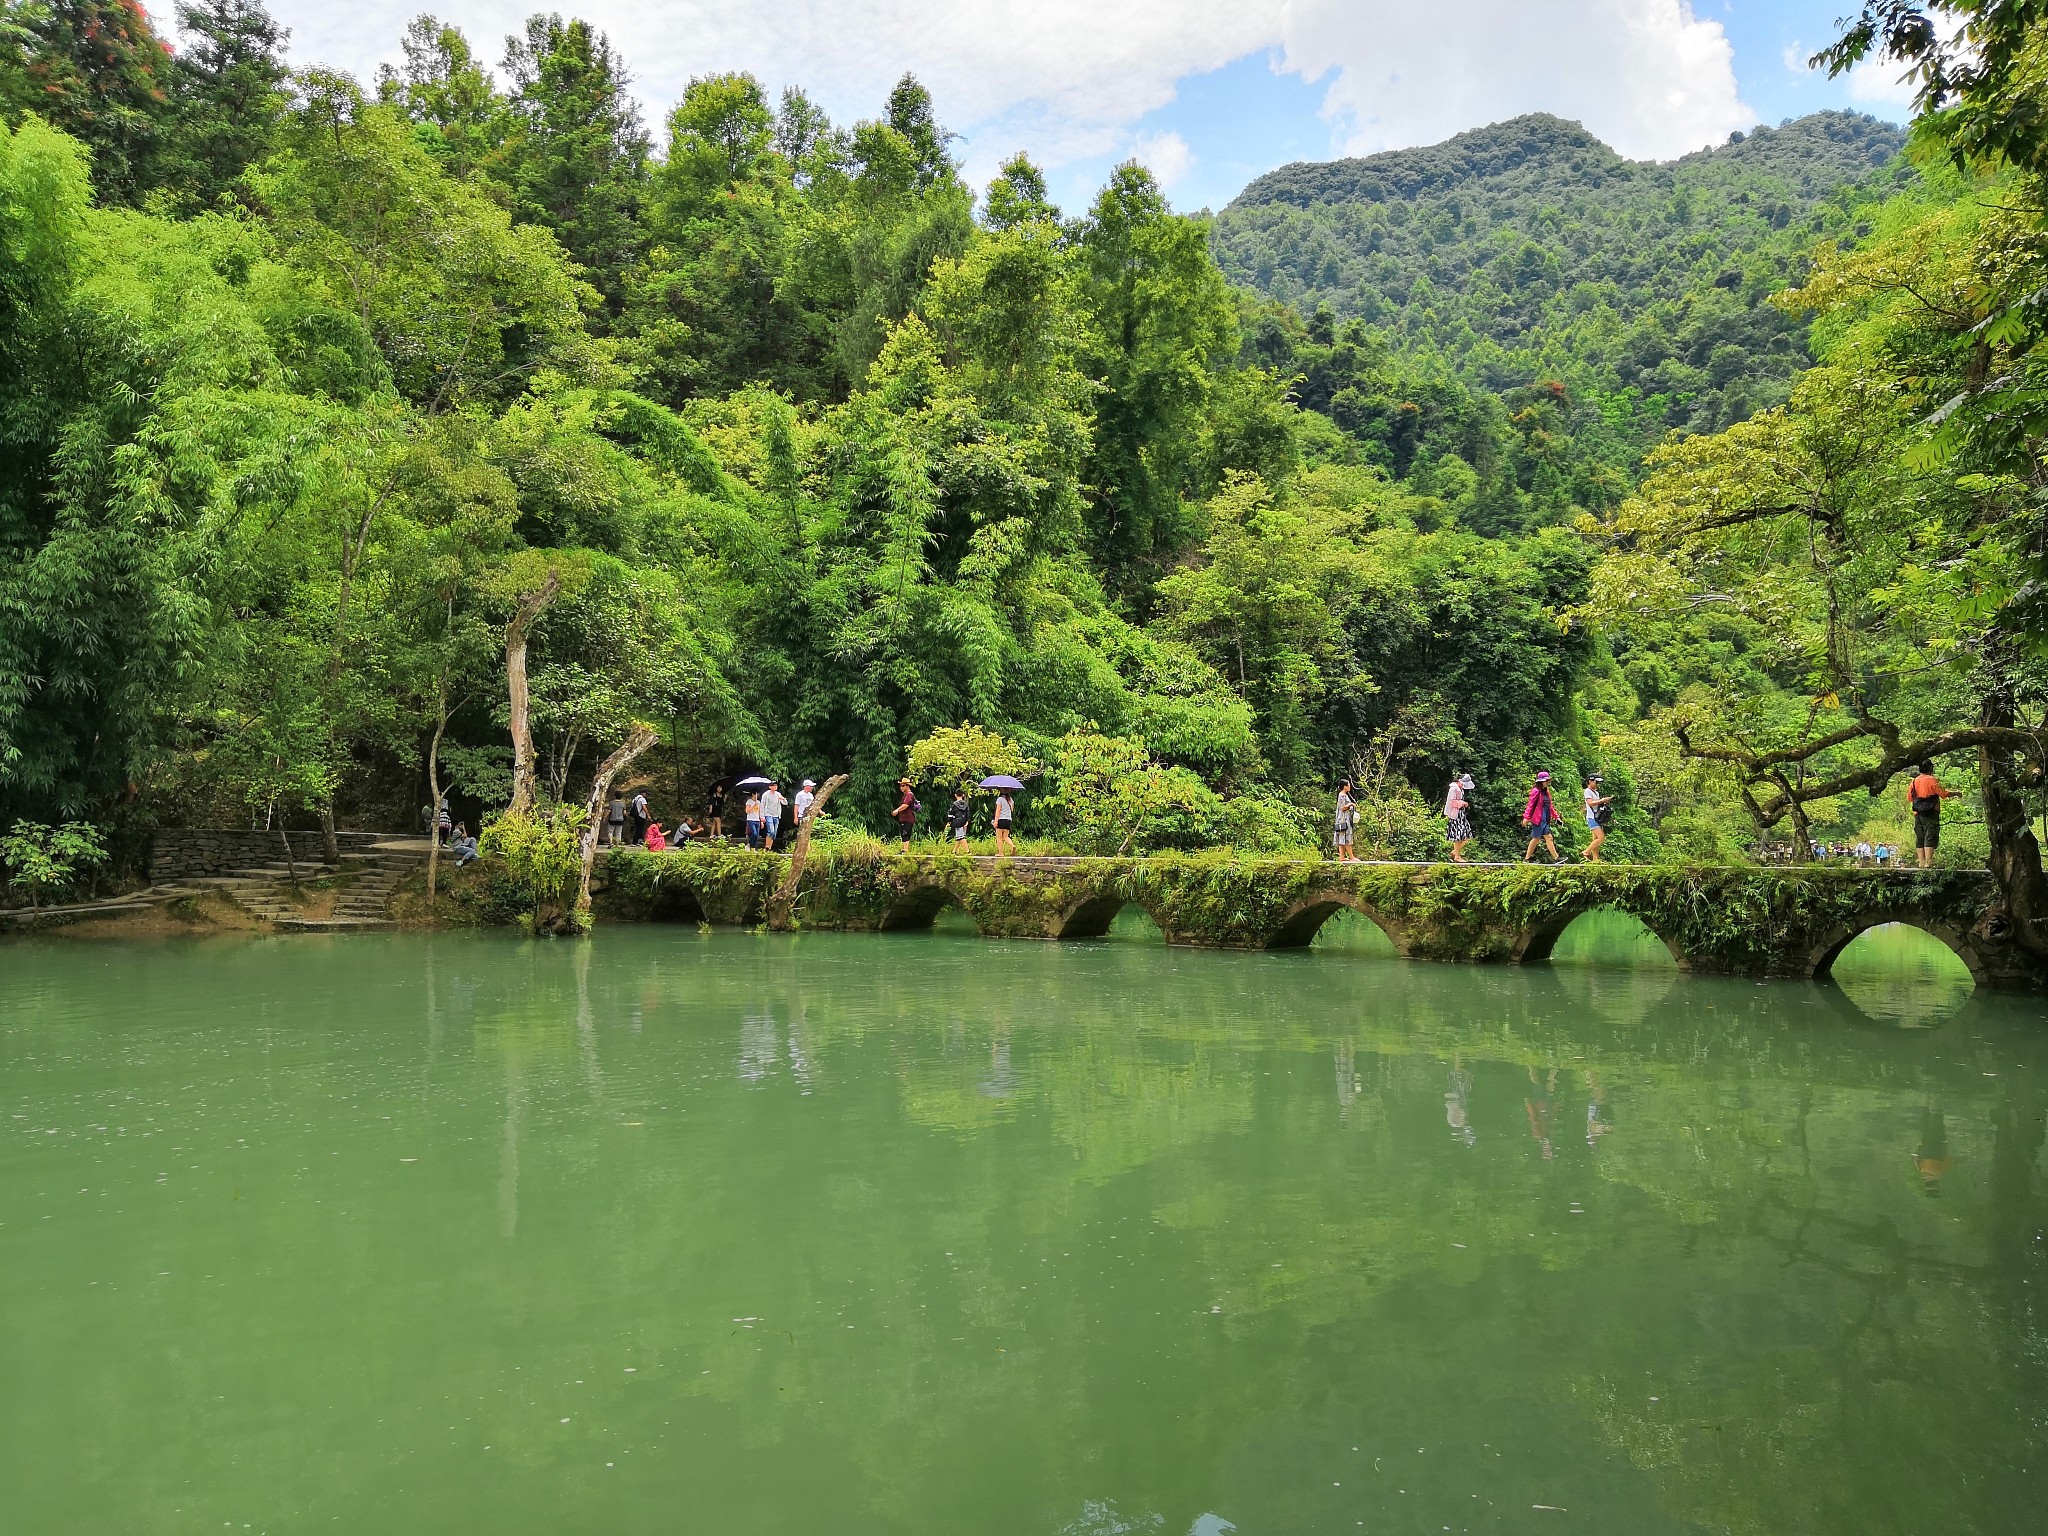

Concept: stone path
[[1, 839, 432, 934]]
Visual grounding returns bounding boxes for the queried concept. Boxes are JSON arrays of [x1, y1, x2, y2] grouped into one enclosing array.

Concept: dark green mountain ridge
[[1213, 111, 1914, 534]]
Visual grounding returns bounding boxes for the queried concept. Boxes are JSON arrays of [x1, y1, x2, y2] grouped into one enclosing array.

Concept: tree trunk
[[425, 690, 449, 901], [574, 724, 660, 927], [1977, 685, 2048, 961], [318, 804, 340, 867], [770, 773, 849, 928], [504, 573, 561, 818], [278, 824, 299, 885]]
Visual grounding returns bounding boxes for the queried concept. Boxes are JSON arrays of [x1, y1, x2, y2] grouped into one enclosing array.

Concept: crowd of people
[[424, 758, 1959, 869]]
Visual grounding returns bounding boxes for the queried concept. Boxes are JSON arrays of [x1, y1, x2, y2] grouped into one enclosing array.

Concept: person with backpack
[[1522, 772, 1561, 864], [1582, 774, 1613, 863], [1444, 774, 1475, 863], [946, 788, 972, 846], [892, 779, 921, 850], [1906, 760, 1956, 869], [629, 790, 650, 846]]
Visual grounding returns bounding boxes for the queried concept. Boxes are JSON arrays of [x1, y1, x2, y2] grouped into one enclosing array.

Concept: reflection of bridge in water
[[606, 851, 2047, 990]]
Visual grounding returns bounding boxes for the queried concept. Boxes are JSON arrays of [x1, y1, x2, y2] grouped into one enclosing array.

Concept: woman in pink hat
[[1522, 771, 1562, 864]]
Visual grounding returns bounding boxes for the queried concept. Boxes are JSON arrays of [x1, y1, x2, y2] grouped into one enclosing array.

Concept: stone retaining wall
[[148, 829, 393, 882]]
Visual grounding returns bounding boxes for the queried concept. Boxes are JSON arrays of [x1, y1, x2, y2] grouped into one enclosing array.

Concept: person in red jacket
[[1522, 772, 1561, 864]]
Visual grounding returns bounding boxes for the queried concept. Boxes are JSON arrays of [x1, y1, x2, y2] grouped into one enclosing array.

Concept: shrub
[[479, 805, 584, 931], [1, 821, 109, 909]]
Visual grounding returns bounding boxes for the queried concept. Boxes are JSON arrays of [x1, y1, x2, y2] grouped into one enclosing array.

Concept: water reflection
[[1831, 922, 1976, 1028], [1, 928, 2043, 1536]]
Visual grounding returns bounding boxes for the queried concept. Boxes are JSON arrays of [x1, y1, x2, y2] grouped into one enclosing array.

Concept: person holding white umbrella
[[980, 775, 1025, 856]]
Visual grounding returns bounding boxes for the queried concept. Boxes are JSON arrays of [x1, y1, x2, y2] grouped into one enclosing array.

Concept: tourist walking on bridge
[[993, 788, 1016, 855], [707, 781, 727, 841], [1582, 775, 1613, 862], [1334, 780, 1357, 861], [1907, 760, 1956, 869], [1444, 774, 1474, 862], [1522, 772, 1561, 863], [892, 779, 921, 851], [760, 780, 786, 850]]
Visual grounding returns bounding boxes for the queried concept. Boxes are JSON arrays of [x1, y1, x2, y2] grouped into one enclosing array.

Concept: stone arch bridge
[[600, 850, 2045, 989]]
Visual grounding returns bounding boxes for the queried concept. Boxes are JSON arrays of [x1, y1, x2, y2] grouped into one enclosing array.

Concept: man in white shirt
[[759, 781, 786, 849], [794, 779, 816, 825]]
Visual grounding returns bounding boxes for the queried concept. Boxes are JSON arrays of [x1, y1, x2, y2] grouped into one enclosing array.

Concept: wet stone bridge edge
[[595, 851, 2046, 990]]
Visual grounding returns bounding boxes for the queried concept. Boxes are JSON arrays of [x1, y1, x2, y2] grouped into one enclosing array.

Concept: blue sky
[[1039, 2, 1912, 213], [253, 1, 1919, 216]]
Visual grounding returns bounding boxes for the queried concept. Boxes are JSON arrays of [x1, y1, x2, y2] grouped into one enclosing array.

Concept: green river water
[[2, 915, 2042, 1534]]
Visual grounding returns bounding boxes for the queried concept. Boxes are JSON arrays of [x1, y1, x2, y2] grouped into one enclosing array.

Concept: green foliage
[[479, 804, 583, 930], [8, 10, 2039, 926], [6, 0, 171, 205], [1, 817, 106, 906], [498, 14, 649, 318], [154, 0, 289, 212], [1219, 112, 1913, 532], [1040, 728, 1222, 855], [905, 724, 1036, 791]]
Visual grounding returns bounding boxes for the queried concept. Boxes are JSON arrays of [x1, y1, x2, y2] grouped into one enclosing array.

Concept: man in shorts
[[759, 780, 786, 851], [1906, 760, 1955, 869]]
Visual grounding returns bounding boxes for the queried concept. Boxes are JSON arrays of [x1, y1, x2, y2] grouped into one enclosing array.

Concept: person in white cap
[[1444, 773, 1475, 863], [794, 779, 816, 824]]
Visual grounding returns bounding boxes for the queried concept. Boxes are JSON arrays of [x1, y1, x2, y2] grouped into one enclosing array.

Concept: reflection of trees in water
[[347, 930, 2048, 1532], [1830, 922, 1976, 1029]]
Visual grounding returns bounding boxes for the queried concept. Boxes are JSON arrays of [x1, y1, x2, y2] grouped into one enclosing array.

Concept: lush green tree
[[499, 12, 648, 317], [1077, 162, 1239, 591], [375, 14, 508, 181], [156, 0, 288, 210], [251, 73, 593, 409], [7, 0, 170, 203]]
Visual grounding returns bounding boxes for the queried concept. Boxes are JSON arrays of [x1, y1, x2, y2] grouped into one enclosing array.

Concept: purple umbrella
[[978, 775, 1026, 791]]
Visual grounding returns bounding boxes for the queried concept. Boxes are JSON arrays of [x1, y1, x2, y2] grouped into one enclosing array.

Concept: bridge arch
[[1810, 913, 1985, 986], [1520, 905, 1684, 968], [878, 882, 980, 934], [1053, 892, 1168, 940], [1266, 892, 1408, 954]]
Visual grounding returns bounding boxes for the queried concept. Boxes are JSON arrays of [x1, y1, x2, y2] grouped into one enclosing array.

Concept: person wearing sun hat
[[1522, 770, 1562, 864], [1582, 773, 1614, 862], [891, 777, 921, 851]]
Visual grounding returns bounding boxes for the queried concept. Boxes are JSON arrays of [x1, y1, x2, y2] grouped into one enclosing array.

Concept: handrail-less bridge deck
[[600, 849, 2045, 988]]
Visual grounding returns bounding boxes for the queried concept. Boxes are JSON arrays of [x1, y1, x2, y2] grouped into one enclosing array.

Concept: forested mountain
[[1, 1, 2045, 960], [1215, 112, 1912, 533]]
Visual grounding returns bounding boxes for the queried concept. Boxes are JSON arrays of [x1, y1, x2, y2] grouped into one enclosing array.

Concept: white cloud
[[245, 0, 1754, 178], [1845, 52, 1920, 108], [1127, 130, 1194, 190], [1278, 0, 1753, 161]]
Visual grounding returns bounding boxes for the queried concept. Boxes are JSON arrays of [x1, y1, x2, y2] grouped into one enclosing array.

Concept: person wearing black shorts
[[1906, 760, 1954, 869]]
